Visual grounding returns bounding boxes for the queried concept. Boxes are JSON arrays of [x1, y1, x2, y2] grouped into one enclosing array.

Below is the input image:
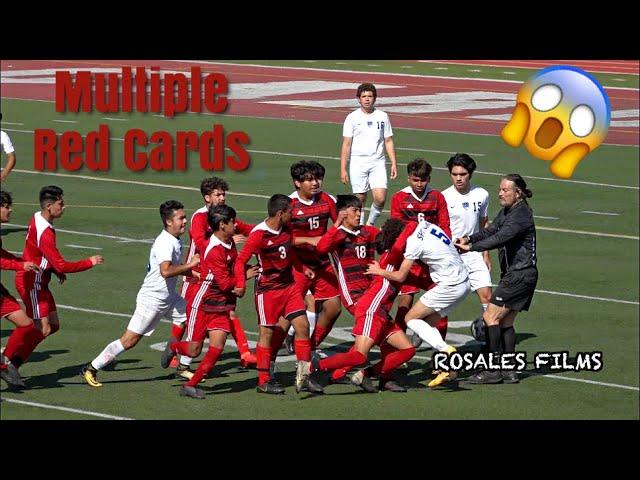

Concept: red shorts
[[188, 309, 232, 343], [255, 284, 306, 326], [293, 263, 340, 301], [15, 283, 56, 320], [1, 292, 22, 318], [400, 262, 435, 295], [353, 310, 402, 345]]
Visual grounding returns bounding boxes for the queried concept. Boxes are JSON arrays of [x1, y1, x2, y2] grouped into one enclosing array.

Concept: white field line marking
[[49, 303, 640, 392], [2, 398, 134, 420], [397, 147, 485, 156], [534, 215, 559, 220], [582, 211, 620, 216], [4, 223, 153, 244], [533, 289, 638, 305], [10, 170, 638, 241], [517, 372, 639, 391], [7, 127, 638, 190], [52, 119, 78, 124], [66, 244, 103, 250], [101, 117, 128, 121], [2, 121, 24, 125]]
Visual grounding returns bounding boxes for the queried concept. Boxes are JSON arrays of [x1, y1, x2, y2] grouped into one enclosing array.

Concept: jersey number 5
[[429, 228, 451, 245]]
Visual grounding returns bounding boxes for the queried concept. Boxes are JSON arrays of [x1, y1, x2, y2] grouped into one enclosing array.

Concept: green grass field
[[1, 63, 638, 420]]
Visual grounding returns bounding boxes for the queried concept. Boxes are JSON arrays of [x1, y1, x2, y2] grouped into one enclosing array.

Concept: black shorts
[[491, 267, 538, 312]]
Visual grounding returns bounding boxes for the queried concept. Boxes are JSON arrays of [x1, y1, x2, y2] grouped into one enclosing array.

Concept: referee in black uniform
[[455, 174, 537, 384]]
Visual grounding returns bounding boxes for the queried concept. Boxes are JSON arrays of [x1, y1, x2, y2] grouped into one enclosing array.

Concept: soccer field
[[1, 60, 638, 420]]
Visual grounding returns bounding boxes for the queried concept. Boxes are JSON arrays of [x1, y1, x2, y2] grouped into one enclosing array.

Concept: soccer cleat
[[160, 340, 176, 369], [269, 360, 277, 378], [296, 362, 324, 394], [1, 361, 27, 389], [257, 380, 286, 395], [428, 370, 458, 388], [410, 331, 424, 348], [350, 370, 378, 393], [471, 316, 486, 342], [176, 365, 205, 383], [169, 356, 179, 369], [240, 351, 257, 369], [502, 370, 520, 384], [179, 385, 206, 399], [284, 333, 295, 355], [467, 370, 503, 384], [81, 365, 102, 388], [379, 379, 407, 392], [329, 373, 351, 385]]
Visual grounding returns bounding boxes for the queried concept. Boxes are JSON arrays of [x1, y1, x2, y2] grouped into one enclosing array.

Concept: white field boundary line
[[52, 303, 640, 392], [4, 223, 154, 244], [10, 169, 639, 241], [6, 128, 638, 190], [1, 398, 134, 420]]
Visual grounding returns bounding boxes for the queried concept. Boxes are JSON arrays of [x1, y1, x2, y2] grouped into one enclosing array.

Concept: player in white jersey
[[1, 113, 17, 182], [340, 83, 398, 226], [80, 201, 200, 387], [366, 218, 470, 387], [442, 153, 493, 340]]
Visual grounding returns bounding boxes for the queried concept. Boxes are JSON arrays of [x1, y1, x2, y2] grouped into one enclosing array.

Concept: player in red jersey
[[13, 186, 103, 369], [234, 194, 323, 395], [284, 161, 341, 354], [168, 177, 256, 379], [162, 205, 259, 399], [0, 191, 40, 388], [309, 219, 419, 393], [390, 159, 451, 344]]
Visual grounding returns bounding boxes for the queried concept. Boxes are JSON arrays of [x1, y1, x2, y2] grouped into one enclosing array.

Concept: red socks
[[311, 325, 330, 350], [318, 350, 366, 372], [3, 324, 38, 363], [368, 347, 416, 379], [229, 316, 251, 357], [256, 345, 271, 385], [170, 341, 191, 356], [294, 339, 311, 362], [171, 323, 186, 340], [186, 346, 222, 387], [436, 316, 448, 340], [10, 326, 45, 367]]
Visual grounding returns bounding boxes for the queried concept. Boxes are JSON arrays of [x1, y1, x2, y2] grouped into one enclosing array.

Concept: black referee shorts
[[491, 267, 538, 311]]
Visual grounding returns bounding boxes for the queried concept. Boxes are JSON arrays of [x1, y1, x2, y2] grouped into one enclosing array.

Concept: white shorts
[[461, 251, 492, 291], [419, 279, 470, 317], [127, 293, 187, 337], [349, 157, 387, 193]]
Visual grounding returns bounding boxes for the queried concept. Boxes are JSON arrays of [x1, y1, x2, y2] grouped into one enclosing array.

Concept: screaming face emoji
[[501, 66, 611, 179]]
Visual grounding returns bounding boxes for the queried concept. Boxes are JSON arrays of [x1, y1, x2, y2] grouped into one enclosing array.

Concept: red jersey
[[234, 221, 302, 294], [288, 191, 337, 269], [181, 205, 254, 295], [15, 212, 93, 289], [198, 235, 238, 313], [316, 225, 378, 308], [390, 186, 451, 238]]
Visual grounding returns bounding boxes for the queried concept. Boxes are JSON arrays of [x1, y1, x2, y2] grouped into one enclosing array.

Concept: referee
[[454, 174, 537, 384]]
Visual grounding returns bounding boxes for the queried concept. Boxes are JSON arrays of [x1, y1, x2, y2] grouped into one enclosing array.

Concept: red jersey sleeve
[[435, 191, 452, 238], [40, 229, 93, 273], [190, 213, 210, 254], [235, 218, 255, 236], [328, 195, 337, 223], [390, 192, 402, 220], [315, 226, 343, 255], [207, 247, 237, 292], [234, 230, 262, 289], [1, 248, 23, 271]]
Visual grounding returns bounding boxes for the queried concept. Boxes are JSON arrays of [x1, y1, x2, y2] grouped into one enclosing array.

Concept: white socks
[[179, 355, 192, 366], [406, 319, 449, 352], [366, 203, 383, 226], [91, 339, 126, 370], [288, 310, 316, 336]]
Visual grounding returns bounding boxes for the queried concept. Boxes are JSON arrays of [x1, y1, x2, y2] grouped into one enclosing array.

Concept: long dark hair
[[376, 218, 405, 254], [504, 174, 533, 199]]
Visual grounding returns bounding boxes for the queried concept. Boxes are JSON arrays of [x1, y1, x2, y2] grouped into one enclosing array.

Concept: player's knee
[[190, 343, 203, 357], [49, 323, 60, 335]]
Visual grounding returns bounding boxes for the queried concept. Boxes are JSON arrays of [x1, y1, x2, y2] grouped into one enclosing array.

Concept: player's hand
[[22, 261, 41, 273], [90, 255, 104, 266], [191, 270, 201, 280], [341, 169, 349, 184], [245, 264, 260, 279], [40, 318, 52, 337], [304, 267, 315, 280], [233, 287, 246, 298], [454, 240, 471, 252], [365, 260, 383, 276], [0, 170, 8, 182], [233, 234, 248, 245], [190, 254, 200, 267], [335, 210, 348, 226], [55, 272, 67, 284], [390, 164, 398, 180]]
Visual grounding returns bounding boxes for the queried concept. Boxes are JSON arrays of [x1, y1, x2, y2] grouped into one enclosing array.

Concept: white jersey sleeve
[[1, 131, 15, 154], [342, 112, 355, 138], [138, 230, 183, 302], [382, 111, 393, 138], [479, 190, 489, 219], [404, 229, 424, 260]]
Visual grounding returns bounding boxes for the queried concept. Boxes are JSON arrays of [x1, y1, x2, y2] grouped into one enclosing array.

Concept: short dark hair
[[376, 218, 405, 254], [160, 200, 184, 227], [208, 204, 236, 232], [290, 160, 324, 182], [407, 158, 432, 179], [447, 153, 477, 176], [0, 190, 12, 207], [357, 83, 377, 98], [504, 174, 533, 199], [200, 177, 229, 197], [268, 194, 292, 217], [39, 186, 64, 208], [336, 194, 362, 212]]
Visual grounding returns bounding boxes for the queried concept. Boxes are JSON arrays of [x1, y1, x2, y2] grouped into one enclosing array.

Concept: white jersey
[[137, 229, 183, 302], [442, 185, 489, 239], [404, 222, 468, 286], [1, 131, 15, 154], [343, 108, 392, 160]]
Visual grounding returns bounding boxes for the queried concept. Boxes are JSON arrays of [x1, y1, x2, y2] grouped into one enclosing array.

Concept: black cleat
[[502, 370, 520, 384], [379, 379, 407, 392], [467, 370, 503, 384], [257, 380, 286, 395], [284, 333, 295, 355], [179, 385, 206, 399], [1, 362, 27, 389], [301, 373, 324, 394], [350, 370, 378, 393], [160, 340, 176, 369]]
